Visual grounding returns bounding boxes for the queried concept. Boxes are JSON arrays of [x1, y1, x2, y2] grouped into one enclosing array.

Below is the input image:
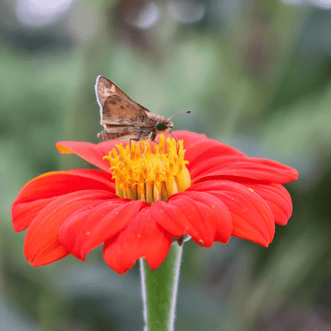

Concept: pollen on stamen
[[103, 135, 191, 204]]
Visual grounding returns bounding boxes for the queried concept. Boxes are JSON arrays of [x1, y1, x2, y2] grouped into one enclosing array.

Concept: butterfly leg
[[142, 132, 153, 160], [169, 131, 180, 153], [150, 131, 158, 146]]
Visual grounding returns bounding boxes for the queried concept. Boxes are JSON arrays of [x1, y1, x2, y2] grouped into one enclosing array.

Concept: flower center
[[104, 135, 191, 204]]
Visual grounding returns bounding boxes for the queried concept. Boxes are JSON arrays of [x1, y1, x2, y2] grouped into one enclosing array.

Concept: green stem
[[140, 243, 183, 331]]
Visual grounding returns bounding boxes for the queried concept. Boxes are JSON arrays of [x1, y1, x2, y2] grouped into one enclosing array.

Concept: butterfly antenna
[[168, 110, 191, 119]]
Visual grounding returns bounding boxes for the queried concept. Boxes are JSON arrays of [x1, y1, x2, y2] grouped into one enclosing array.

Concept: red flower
[[11, 131, 298, 274]]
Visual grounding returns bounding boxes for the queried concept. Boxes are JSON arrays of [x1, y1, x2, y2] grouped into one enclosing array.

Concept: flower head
[[11, 131, 298, 274]]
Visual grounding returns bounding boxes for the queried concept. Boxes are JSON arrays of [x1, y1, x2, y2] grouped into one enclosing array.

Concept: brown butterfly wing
[[95, 76, 132, 105], [95, 75, 153, 127], [101, 94, 150, 126], [95, 75, 150, 112], [97, 126, 132, 140]]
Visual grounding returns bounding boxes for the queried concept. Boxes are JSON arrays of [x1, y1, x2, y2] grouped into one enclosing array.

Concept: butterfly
[[95, 75, 189, 144]]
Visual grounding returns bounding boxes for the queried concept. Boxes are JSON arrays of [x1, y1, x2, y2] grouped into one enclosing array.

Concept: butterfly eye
[[156, 123, 167, 131]]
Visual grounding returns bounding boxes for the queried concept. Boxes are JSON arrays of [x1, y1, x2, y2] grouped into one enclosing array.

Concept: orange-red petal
[[172, 131, 209, 148], [59, 200, 147, 259], [241, 183, 293, 226], [190, 180, 275, 246], [151, 192, 232, 247], [24, 190, 114, 266], [56, 141, 128, 172], [190, 156, 298, 184], [184, 139, 245, 172], [103, 208, 173, 275], [12, 169, 115, 232]]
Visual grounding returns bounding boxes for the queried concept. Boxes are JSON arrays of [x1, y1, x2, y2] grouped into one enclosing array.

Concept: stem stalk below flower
[[140, 243, 183, 331]]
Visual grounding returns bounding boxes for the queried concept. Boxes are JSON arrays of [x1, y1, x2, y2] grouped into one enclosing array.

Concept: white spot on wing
[[94, 75, 103, 121]]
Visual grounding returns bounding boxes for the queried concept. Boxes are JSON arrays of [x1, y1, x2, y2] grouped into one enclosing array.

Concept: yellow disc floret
[[103, 135, 191, 204]]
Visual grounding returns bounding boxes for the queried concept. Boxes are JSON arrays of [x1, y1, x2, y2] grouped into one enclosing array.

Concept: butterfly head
[[156, 119, 173, 133]]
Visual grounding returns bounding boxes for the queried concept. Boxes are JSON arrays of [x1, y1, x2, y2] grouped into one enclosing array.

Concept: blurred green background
[[1, 0, 331, 330]]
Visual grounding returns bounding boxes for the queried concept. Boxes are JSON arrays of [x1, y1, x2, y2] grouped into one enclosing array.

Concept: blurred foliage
[[1, 0, 331, 330]]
